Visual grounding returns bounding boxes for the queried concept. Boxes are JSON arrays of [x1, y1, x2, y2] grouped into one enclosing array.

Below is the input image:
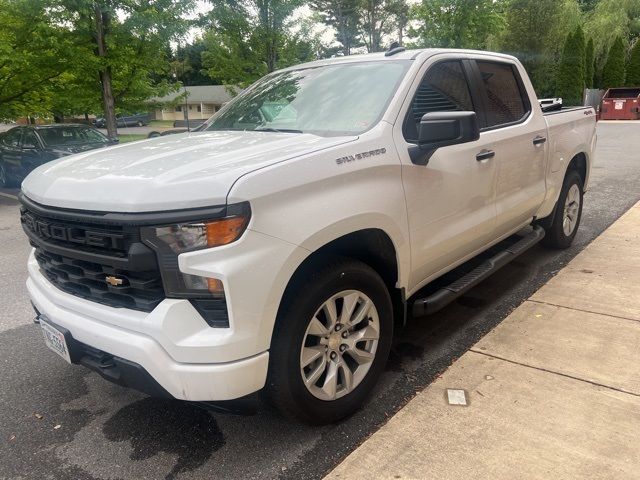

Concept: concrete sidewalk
[[327, 202, 640, 480]]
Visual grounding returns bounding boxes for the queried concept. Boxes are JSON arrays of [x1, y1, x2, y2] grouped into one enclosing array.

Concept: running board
[[412, 225, 545, 317]]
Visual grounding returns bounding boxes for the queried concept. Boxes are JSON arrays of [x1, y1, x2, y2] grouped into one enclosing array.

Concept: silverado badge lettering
[[336, 147, 387, 165]]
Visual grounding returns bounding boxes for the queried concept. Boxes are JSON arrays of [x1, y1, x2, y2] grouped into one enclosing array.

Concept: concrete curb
[[326, 201, 640, 480]]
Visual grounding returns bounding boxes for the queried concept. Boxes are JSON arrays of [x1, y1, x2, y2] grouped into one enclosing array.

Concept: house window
[[202, 104, 215, 114], [197, 105, 202, 112], [189, 105, 193, 110], [175, 105, 182, 112]]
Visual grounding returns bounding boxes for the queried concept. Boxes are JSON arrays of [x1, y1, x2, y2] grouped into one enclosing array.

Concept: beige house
[[151, 85, 237, 121]]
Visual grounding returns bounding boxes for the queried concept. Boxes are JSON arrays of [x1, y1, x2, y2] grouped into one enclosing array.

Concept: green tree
[[202, 0, 308, 86], [0, 0, 78, 119], [312, 0, 363, 55], [53, 0, 195, 136], [358, 0, 411, 53], [410, 0, 503, 50], [557, 27, 586, 105], [500, 0, 565, 96], [626, 39, 640, 86], [602, 36, 626, 88], [585, 37, 595, 88], [585, 0, 640, 82], [173, 39, 215, 87]]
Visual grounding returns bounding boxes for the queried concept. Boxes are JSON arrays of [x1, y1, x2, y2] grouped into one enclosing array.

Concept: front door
[[20, 129, 44, 181], [393, 57, 498, 293], [0, 128, 24, 181]]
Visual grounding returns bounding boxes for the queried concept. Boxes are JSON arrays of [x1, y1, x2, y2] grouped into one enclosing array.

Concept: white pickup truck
[[20, 48, 596, 424]]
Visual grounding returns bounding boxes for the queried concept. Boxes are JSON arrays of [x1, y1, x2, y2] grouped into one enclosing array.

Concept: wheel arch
[[567, 151, 589, 191], [274, 228, 406, 337]]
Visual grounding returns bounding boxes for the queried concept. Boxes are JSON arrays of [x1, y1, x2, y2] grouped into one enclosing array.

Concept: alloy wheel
[[562, 183, 581, 236], [299, 290, 380, 401]]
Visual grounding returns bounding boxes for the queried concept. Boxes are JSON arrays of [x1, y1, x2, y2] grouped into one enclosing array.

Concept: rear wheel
[[266, 257, 393, 424], [542, 169, 583, 249]]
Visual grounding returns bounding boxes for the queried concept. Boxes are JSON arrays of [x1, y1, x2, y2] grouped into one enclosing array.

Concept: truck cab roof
[[279, 48, 520, 72]]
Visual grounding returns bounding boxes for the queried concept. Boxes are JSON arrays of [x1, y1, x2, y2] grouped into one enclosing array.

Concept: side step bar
[[412, 225, 545, 317]]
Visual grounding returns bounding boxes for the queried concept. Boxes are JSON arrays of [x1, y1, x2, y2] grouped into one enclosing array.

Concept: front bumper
[[27, 254, 269, 401]]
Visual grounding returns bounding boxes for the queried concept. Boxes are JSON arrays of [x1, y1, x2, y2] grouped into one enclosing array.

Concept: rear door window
[[403, 60, 475, 141], [475, 61, 530, 129]]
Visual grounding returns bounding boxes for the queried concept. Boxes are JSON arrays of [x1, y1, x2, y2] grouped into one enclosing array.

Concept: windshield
[[204, 61, 410, 136], [39, 127, 109, 147]]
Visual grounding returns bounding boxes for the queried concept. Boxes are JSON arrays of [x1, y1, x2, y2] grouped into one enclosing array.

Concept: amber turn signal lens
[[207, 278, 224, 294], [205, 216, 249, 247]]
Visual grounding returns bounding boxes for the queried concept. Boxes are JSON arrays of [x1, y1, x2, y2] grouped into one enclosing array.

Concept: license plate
[[40, 319, 71, 363]]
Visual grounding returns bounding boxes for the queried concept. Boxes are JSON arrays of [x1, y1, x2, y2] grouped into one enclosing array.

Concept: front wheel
[[266, 257, 393, 424], [542, 169, 583, 249]]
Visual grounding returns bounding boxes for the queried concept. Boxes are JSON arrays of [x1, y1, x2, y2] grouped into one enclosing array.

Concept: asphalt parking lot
[[1, 122, 639, 480]]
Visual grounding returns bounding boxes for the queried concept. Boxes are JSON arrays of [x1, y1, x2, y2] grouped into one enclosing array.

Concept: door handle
[[533, 135, 547, 146], [476, 149, 495, 161]]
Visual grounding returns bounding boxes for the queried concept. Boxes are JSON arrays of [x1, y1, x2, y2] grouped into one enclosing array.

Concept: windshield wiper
[[254, 127, 303, 134]]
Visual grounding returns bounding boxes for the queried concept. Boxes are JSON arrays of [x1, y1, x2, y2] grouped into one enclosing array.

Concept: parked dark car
[[0, 125, 117, 187], [94, 113, 150, 128], [147, 119, 208, 138]]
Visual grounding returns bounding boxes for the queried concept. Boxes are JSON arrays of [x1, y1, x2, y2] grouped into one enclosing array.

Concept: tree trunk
[[94, 4, 117, 138]]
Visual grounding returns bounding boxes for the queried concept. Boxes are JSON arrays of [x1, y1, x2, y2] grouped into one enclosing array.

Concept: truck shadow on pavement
[[103, 398, 225, 480]]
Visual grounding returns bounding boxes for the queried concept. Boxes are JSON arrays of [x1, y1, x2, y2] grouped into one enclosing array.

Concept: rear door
[[469, 59, 547, 235], [394, 56, 498, 292]]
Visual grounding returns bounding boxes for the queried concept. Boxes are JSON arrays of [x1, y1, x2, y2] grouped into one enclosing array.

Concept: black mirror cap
[[414, 111, 480, 164]]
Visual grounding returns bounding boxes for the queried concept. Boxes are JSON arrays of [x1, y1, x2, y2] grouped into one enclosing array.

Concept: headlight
[[140, 205, 250, 300], [153, 216, 249, 254]]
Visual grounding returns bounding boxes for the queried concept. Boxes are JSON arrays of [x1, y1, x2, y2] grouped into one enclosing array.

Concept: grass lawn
[[149, 120, 174, 128], [118, 134, 148, 143]]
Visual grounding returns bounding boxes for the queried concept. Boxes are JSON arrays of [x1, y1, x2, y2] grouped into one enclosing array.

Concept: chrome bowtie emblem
[[105, 275, 124, 287]]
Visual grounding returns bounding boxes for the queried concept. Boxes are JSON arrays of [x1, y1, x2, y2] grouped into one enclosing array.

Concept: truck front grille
[[34, 249, 164, 311], [20, 199, 165, 312]]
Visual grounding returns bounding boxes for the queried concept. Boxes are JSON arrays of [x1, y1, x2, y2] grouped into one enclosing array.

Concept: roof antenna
[[385, 41, 405, 57]]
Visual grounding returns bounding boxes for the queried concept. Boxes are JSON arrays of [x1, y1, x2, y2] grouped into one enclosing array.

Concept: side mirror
[[411, 111, 480, 165], [108, 137, 119, 145]]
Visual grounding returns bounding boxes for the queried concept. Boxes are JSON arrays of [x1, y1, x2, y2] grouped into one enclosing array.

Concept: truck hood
[[22, 131, 356, 212]]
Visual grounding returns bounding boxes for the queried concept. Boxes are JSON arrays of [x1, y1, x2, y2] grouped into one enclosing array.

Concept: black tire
[[148, 131, 161, 138], [266, 257, 393, 425], [542, 169, 584, 249]]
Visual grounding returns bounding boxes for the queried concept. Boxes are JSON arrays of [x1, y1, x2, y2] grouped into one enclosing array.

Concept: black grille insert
[[21, 203, 165, 312]]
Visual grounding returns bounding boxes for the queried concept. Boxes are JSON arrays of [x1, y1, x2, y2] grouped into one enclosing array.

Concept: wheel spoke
[[345, 298, 372, 329], [307, 317, 329, 337], [346, 346, 375, 365], [301, 346, 324, 368], [304, 356, 327, 387], [351, 324, 379, 342], [339, 292, 360, 325], [339, 362, 354, 392], [321, 361, 339, 399], [322, 300, 338, 330]]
